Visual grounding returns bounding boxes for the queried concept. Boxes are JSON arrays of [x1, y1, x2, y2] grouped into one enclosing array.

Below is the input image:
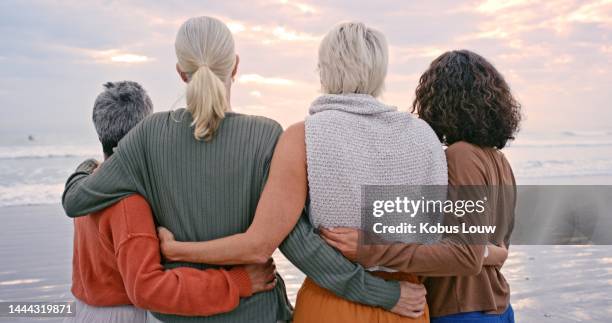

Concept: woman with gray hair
[[158, 22, 447, 322], [62, 17, 408, 322]]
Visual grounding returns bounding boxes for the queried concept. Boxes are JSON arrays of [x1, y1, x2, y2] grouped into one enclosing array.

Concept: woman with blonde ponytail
[[63, 16, 405, 323]]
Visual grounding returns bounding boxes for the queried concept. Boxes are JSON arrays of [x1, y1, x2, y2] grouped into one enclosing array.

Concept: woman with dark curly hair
[[411, 49, 519, 323], [321, 49, 520, 323]]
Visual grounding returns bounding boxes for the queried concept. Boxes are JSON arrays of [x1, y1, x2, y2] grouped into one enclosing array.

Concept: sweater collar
[[309, 94, 398, 116]]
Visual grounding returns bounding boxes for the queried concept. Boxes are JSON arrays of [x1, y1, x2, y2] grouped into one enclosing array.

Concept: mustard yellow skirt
[[293, 272, 429, 323]]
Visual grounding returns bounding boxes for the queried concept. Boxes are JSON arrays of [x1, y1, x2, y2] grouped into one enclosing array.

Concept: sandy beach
[[1, 204, 611, 322]]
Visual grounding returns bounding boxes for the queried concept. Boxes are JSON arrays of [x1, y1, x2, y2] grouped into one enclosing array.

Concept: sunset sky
[[1, 0, 611, 138]]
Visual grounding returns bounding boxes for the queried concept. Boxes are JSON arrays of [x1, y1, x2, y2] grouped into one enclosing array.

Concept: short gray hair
[[92, 81, 153, 156], [318, 22, 388, 97]]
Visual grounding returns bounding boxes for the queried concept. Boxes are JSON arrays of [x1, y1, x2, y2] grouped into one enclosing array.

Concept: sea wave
[[561, 130, 612, 137], [513, 158, 612, 178], [509, 130, 612, 148], [509, 140, 612, 148], [2, 135, 612, 207], [0, 183, 64, 207], [0, 145, 100, 160]]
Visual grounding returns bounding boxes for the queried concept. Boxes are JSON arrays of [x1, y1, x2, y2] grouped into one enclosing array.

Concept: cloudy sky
[[1, 0, 611, 139]]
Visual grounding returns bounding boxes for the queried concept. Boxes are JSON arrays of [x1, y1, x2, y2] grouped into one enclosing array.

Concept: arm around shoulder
[[62, 123, 147, 217], [62, 153, 136, 217], [243, 122, 308, 261]]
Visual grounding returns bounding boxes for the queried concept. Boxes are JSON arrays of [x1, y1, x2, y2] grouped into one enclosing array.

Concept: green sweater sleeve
[[62, 122, 146, 217], [279, 212, 400, 310]]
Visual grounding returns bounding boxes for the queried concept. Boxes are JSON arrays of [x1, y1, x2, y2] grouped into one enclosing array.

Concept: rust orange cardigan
[[71, 194, 252, 316]]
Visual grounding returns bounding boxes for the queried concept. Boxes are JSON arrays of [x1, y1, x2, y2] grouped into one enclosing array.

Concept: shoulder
[[135, 109, 198, 133], [275, 121, 305, 156], [305, 109, 355, 127], [282, 121, 305, 141], [115, 111, 171, 147], [102, 195, 156, 236], [406, 115, 439, 141], [231, 113, 284, 141], [120, 194, 152, 213], [445, 141, 484, 161], [306, 109, 338, 120], [98, 194, 152, 218], [230, 113, 282, 131], [138, 110, 174, 128], [402, 115, 445, 159], [446, 141, 488, 185], [254, 115, 283, 130], [269, 122, 306, 178]]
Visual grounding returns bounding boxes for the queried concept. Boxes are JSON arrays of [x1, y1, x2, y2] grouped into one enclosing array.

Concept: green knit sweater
[[62, 109, 400, 323]]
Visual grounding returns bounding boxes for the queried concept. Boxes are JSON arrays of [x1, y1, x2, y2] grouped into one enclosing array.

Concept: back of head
[[175, 16, 236, 141], [413, 49, 522, 149], [318, 22, 388, 97], [93, 81, 153, 156]]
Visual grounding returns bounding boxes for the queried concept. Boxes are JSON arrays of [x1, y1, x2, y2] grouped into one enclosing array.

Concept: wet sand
[[0, 204, 611, 322]]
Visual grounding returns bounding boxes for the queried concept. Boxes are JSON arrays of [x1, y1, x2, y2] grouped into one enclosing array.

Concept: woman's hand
[[320, 227, 359, 261], [484, 242, 508, 267], [158, 227, 179, 261], [244, 258, 278, 294], [77, 158, 100, 174], [390, 281, 427, 318]]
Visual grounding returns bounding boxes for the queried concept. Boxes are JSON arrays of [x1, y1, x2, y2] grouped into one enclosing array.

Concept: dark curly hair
[[412, 50, 521, 149]]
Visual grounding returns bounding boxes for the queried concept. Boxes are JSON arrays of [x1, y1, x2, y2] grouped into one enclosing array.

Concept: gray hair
[[318, 22, 388, 97], [92, 81, 153, 156]]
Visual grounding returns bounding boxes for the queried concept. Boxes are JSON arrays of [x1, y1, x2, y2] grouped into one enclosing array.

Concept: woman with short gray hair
[[158, 21, 447, 322]]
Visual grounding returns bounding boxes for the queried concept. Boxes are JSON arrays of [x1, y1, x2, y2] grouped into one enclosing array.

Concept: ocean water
[[1, 129, 612, 207], [504, 130, 612, 183]]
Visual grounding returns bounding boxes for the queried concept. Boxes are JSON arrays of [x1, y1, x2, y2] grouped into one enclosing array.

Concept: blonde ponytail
[[186, 65, 228, 140], [175, 16, 236, 141]]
